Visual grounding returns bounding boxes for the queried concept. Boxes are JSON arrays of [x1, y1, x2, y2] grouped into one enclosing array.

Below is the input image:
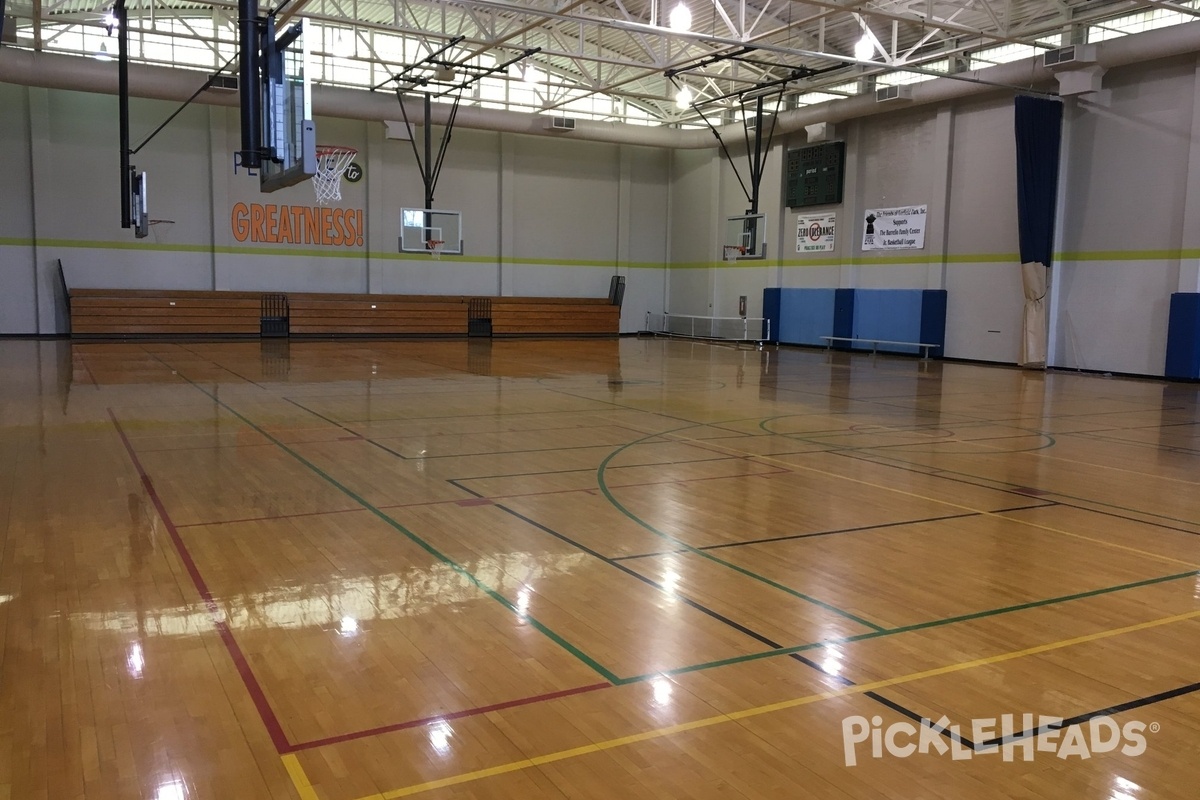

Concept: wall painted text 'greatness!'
[[231, 203, 365, 247]]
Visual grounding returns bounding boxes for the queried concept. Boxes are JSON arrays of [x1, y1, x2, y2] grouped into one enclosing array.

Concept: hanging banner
[[796, 214, 836, 253], [861, 205, 927, 250]]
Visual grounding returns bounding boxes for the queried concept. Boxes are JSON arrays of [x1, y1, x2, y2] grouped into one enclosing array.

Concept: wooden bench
[[288, 293, 468, 336], [70, 289, 262, 336], [820, 335, 941, 359], [490, 297, 620, 336]]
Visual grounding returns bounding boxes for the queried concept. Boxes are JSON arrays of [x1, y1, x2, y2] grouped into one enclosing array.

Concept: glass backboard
[[259, 19, 316, 192], [723, 214, 767, 260], [400, 209, 463, 255]]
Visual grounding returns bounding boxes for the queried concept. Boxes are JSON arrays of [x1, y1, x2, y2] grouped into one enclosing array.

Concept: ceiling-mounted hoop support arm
[[433, 48, 541, 98], [370, 36, 466, 92], [672, 74, 753, 206], [740, 81, 788, 215], [390, 46, 541, 211], [675, 66, 815, 212]]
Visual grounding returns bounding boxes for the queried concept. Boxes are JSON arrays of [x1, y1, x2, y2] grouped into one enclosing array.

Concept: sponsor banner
[[862, 205, 926, 250], [797, 213, 836, 253], [231, 203, 365, 247]]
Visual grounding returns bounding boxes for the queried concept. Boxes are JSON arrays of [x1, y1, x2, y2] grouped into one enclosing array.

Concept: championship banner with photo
[[861, 205, 927, 250], [796, 214, 836, 253]]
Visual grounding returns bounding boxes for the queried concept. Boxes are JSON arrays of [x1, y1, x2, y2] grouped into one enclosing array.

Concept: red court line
[[108, 409, 294, 755], [111, 409, 616, 757], [287, 682, 613, 753], [175, 506, 368, 528]]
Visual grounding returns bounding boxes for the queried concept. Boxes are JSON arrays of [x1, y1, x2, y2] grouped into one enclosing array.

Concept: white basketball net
[[427, 239, 445, 259], [312, 147, 357, 205], [723, 245, 746, 261]]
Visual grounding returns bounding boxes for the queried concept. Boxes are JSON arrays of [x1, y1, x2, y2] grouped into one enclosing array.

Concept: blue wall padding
[[853, 290, 924, 354], [763, 288, 781, 343], [1165, 293, 1200, 380], [833, 289, 855, 350], [762, 287, 948, 356], [776, 288, 837, 345], [920, 290, 948, 357]]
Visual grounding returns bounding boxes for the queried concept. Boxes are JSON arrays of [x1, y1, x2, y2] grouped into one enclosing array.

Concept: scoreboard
[[785, 141, 845, 209]]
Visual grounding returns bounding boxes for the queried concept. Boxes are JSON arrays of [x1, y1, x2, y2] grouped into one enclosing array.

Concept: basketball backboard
[[723, 214, 767, 260], [258, 18, 316, 192], [400, 209, 463, 255], [130, 170, 149, 239]]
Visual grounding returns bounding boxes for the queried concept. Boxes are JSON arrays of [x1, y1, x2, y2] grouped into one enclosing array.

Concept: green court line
[[145, 351, 622, 685], [612, 568, 1200, 684], [596, 424, 889, 633]]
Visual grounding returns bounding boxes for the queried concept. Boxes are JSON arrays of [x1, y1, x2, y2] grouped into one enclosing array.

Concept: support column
[[1176, 54, 1200, 294], [497, 132, 515, 296], [840, 118, 863, 290], [926, 104, 954, 290], [616, 145, 631, 278], [365, 119, 386, 293], [207, 105, 228, 290], [1046, 100, 1076, 367], [28, 87, 52, 333]]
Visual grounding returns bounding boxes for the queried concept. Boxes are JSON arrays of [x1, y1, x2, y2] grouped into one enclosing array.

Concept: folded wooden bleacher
[[68, 288, 620, 338]]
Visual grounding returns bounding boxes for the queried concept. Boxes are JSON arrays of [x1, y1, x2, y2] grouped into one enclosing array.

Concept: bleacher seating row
[[68, 289, 620, 338]]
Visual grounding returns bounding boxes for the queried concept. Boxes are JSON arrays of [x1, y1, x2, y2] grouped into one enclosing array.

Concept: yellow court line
[[670, 434, 1200, 570], [282, 754, 322, 800], [286, 608, 1200, 800]]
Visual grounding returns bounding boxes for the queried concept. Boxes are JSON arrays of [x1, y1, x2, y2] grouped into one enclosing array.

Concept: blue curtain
[[1014, 95, 1064, 267]]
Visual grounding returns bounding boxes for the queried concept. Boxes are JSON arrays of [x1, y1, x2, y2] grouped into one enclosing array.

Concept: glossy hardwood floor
[[1, 337, 1199, 800]]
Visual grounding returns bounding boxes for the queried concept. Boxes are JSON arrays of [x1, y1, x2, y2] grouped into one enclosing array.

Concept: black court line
[[470, 489, 961, 739], [976, 680, 1200, 749], [610, 503, 1057, 562], [840, 450, 1200, 539], [868, 679, 1200, 753], [448, 454, 738, 483]]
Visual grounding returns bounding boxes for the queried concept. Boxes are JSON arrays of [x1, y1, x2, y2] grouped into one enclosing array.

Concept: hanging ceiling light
[[854, 34, 874, 61], [523, 65, 542, 86], [669, 2, 692, 32], [675, 84, 693, 109]]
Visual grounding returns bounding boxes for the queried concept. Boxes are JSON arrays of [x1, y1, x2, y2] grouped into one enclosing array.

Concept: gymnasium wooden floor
[[2, 337, 1199, 800]]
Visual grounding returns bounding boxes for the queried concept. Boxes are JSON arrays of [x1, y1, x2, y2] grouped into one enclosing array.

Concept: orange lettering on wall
[[265, 204, 279, 243], [331, 209, 346, 246], [231, 203, 250, 242], [250, 204, 267, 242], [276, 204, 293, 243], [291, 207, 306, 245], [321, 208, 334, 246], [231, 203, 366, 247]]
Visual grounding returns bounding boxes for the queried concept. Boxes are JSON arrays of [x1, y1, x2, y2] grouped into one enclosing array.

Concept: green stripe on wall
[[3, 237, 1199, 267]]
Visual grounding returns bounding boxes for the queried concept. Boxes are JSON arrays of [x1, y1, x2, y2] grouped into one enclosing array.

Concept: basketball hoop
[[723, 245, 746, 261], [427, 239, 445, 259], [312, 145, 358, 205]]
